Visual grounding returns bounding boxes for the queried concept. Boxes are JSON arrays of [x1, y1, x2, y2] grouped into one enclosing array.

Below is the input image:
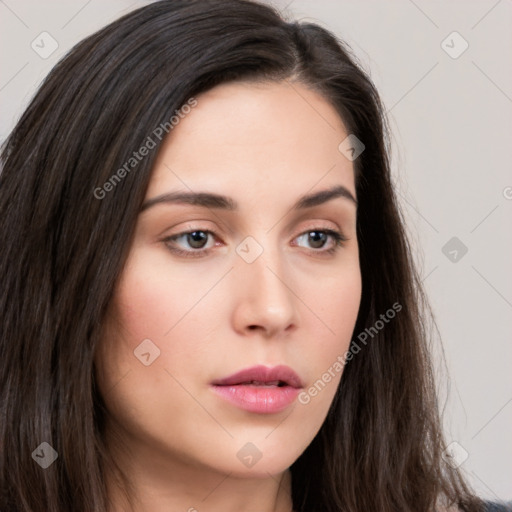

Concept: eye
[[163, 230, 217, 258], [162, 227, 348, 258], [293, 229, 348, 255]]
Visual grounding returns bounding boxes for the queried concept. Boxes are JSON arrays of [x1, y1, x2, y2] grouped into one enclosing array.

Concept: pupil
[[309, 231, 326, 249], [188, 231, 207, 249]]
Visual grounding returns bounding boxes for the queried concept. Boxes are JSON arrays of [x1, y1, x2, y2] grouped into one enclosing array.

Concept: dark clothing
[[484, 502, 512, 511]]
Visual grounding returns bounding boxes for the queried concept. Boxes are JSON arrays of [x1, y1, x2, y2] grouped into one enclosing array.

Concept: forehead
[[146, 80, 355, 204]]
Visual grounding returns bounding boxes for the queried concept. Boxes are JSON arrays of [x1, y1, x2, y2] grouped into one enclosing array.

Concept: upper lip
[[211, 364, 303, 388]]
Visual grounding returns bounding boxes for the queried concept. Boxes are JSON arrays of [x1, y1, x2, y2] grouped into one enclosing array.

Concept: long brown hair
[[0, 1, 484, 510]]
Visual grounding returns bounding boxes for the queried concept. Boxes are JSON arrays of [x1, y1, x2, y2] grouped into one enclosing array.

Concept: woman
[[0, 1, 507, 511]]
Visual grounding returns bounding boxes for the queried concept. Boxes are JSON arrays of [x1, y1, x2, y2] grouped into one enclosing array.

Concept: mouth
[[211, 364, 303, 388], [210, 365, 303, 414], [229, 380, 288, 387]]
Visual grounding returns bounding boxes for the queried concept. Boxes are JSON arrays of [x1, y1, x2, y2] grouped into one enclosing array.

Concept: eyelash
[[162, 227, 348, 259]]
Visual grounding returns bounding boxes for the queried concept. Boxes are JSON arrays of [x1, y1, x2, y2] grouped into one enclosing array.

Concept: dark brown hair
[[0, 0, 485, 510]]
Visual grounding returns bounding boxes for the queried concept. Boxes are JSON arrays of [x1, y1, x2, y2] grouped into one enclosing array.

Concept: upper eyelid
[[166, 217, 347, 236], [167, 224, 345, 239]]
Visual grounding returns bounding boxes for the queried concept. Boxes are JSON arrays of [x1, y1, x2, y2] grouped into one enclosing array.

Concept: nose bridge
[[234, 232, 298, 332]]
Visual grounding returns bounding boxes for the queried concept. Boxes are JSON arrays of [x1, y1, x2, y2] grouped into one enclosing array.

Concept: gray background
[[1, 0, 510, 501]]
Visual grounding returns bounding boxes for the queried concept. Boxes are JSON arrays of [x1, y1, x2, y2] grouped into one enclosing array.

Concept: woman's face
[[95, 80, 361, 480]]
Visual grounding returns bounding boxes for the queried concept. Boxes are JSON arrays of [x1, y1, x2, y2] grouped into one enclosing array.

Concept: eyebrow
[[140, 184, 357, 212]]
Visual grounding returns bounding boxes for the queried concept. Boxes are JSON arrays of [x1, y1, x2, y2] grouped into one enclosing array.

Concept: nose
[[231, 243, 299, 338]]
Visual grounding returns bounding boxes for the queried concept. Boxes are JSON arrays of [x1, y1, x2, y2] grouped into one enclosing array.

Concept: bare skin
[[95, 79, 361, 512]]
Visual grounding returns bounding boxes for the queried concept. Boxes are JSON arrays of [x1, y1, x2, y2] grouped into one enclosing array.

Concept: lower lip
[[211, 384, 301, 414]]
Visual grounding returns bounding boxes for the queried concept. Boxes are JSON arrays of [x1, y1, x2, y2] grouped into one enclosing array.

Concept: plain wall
[[1, 0, 510, 501]]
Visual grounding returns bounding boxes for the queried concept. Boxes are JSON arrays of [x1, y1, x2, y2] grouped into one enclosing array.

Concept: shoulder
[[482, 502, 512, 512], [437, 502, 512, 512]]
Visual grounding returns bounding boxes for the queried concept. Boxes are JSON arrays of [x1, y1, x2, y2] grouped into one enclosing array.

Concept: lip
[[210, 364, 303, 414], [212, 364, 303, 388]]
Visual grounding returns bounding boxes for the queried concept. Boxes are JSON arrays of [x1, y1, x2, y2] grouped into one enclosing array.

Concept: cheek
[[305, 261, 362, 351], [295, 263, 362, 407], [94, 246, 223, 398], [109, 253, 181, 340], [106, 248, 216, 352], [93, 258, 215, 448]]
